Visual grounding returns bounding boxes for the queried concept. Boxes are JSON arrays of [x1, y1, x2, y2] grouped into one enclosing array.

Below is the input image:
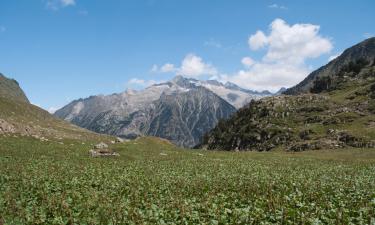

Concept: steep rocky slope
[[200, 38, 375, 151], [146, 87, 235, 147], [285, 37, 375, 95], [55, 76, 271, 147], [0, 73, 29, 103]]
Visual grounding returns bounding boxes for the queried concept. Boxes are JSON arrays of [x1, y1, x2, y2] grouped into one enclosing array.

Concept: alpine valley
[[1, 33, 375, 224], [54, 76, 273, 147]]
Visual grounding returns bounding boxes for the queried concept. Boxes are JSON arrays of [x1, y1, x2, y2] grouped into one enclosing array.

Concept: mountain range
[[1, 38, 374, 151], [201, 37, 375, 151], [54, 76, 273, 147]]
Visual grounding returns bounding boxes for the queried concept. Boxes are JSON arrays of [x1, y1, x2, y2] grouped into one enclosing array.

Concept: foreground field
[[0, 136, 374, 224]]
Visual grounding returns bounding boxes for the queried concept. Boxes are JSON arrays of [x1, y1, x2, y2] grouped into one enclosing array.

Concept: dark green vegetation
[[201, 38, 375, 151], [1, 136, 375, 224], [0, 73, 29, 103]]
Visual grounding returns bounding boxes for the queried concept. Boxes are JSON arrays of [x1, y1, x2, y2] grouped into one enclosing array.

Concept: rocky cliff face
[[55, 76, 266, 147], [146, 87, 235, 147], [0, 73, 29, 103], [200, 38, 375, 151]]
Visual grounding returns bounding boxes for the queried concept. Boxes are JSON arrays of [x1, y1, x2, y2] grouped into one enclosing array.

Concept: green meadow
[[1, 136, 374, 224]]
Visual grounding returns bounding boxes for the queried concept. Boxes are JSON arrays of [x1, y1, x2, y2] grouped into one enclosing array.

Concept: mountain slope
[[0, 73, 29, 103], [55, 77, 239, 147], [146, 87, 235, 147], [0, 73, 110, 142], [200, 38, 375, 151], [285, 37, 375, 95]]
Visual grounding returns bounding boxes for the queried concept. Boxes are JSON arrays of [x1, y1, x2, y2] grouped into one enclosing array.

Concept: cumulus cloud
[[154, 54, 218, 78], [257, 18, 333, 64], [46, 0, 76, 10], [160, 63, 176, 73], [178, 54, 217, 77], [223, 62, 310, 92], [248, 31, 268, 50], [225, 18, 333, 92]]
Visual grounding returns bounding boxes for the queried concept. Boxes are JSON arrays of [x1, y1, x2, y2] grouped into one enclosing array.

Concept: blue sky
[[0, 0, 374, 112]]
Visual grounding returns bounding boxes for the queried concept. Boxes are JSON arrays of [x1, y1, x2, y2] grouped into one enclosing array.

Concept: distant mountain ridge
[[0, 73, 29, 103], [55, 76, 271, 147], [171, 75, 272, 108]]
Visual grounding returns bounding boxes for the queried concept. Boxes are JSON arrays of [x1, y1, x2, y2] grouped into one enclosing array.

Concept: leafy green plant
[[1, 136, 375, 224]]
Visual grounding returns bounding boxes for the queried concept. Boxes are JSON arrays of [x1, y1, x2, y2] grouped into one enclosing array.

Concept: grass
[[0, 96, 112, 142], [1, 136, 374, 224]]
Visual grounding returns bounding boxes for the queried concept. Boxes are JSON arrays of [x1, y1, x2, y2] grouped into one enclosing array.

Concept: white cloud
[[46, 0, 76, 10], [160, 63, 176, 73], [222, 62, 310, 92], [260, 18, 333, 64], [224, 18, 333, 92], [241, 57, 255, 68], [155, 54, 218, 78], [177, 54, 217, 77], [268, 4, 287, 9], [328, 52, 342, 62], [248, 31, 268, 50], [0, 26, 5, 33]]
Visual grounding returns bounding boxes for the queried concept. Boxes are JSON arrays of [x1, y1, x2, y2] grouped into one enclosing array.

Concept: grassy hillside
[[201, 41, 375, 151], [0, 136, 374, 224], [0, 96, 112, 142], [0, 73, 29, 103]]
